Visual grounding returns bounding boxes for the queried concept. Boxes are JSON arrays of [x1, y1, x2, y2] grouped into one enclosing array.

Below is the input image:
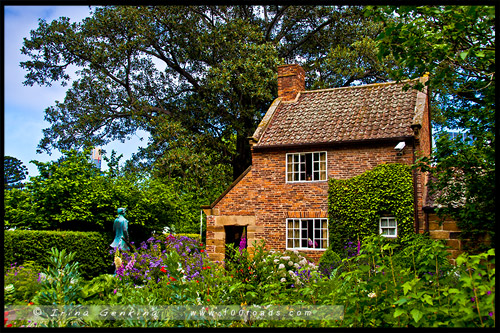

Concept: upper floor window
[[286, 152, 327, 182], [379, 217, 397, 238]]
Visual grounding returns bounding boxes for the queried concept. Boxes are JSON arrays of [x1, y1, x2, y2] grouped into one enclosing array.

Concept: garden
[[4, 232, 495, 328]]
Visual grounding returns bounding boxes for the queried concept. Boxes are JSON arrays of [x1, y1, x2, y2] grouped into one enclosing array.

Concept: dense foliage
[[20, 5, 394, 184], [4, 149, 204, 237], [4, 235, 495, 328], [369, 5, 495, 252], [328, 163, 414, 253]]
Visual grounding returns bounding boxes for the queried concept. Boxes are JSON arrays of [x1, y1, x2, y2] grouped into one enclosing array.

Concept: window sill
[[286, 247, 327, 251]]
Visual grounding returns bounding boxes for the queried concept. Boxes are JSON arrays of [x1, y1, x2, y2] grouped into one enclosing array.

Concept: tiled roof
[[254, 79, 425, 148]]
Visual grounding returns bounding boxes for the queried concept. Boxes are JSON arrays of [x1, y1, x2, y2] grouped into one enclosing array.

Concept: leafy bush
[[318, 248, 342, 278], [4, 261, 43, 304], [32, 247, 86, 327]]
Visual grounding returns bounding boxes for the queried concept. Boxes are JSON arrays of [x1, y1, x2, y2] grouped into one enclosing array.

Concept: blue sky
[[4, 6, 146, 179]]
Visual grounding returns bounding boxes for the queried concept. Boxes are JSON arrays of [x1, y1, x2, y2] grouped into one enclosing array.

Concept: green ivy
[[328, 163, 415, 253]]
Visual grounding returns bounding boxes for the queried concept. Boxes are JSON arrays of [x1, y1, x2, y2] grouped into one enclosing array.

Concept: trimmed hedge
[[4, 230, 114, 279]]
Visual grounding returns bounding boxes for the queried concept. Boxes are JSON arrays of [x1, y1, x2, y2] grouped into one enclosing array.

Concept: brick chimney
[[277, 64, 305, 101]]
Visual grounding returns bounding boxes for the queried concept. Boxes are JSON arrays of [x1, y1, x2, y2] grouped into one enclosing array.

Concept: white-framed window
[[286, 218, 328, 250], [286, 151, 327, 182], [379, 217, 397, 238]]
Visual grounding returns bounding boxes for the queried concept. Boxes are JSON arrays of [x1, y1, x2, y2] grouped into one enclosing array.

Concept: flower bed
[[3, 234, 495, 328]]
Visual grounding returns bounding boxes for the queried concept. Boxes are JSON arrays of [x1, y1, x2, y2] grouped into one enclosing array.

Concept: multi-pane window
[[286, 152, 327, 182], [286, 218, 328, 249], [379, 217, 397, 238]]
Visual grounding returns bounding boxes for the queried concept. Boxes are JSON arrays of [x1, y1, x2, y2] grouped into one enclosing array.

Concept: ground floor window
[[286, 218, 328, 249], [379, 217, 397, 238]]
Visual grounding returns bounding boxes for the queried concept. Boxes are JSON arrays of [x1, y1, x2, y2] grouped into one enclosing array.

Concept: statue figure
[[110, 208, 129, 251]]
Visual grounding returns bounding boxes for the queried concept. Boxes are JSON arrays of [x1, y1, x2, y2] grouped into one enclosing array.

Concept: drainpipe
[[412, 138, 419, 234], [200, 210, 204, 241]]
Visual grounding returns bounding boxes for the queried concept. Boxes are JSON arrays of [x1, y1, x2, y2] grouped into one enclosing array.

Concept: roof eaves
[[253, 136, 415, 151], [248, 98, 281, 144]]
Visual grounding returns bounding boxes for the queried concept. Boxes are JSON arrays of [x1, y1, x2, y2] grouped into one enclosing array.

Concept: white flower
[[274, 259, 279, 264], [282, 256, 290, 261], [288, 261, 293, 266], [368, 292, 377, 298], [280, 278, 286, 282], [294, 263, 300, 269], [278, 264, 285, 270]]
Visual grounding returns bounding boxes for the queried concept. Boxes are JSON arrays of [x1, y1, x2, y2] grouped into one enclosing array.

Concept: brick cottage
[[202, 64, 463, 263]]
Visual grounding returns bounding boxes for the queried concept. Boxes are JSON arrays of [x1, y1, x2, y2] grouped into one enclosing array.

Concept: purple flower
[[356, 240, 361, 255], [489, 312, 494, 317], [487, 290, 492, 295], [471, 297, 475, 302], [239, 237, 247, 253], [113, 289, 117, 294]]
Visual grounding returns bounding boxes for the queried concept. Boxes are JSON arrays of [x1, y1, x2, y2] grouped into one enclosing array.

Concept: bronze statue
[[111, 208, 129, 251]]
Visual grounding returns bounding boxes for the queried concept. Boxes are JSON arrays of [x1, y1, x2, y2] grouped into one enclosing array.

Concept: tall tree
[[21, 5, 393, 188], [370, 5, 495, 252], [4, 156, 29, 189]]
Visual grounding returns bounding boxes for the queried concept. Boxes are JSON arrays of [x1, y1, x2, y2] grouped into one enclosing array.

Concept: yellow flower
[[114, 256, 123, 269]]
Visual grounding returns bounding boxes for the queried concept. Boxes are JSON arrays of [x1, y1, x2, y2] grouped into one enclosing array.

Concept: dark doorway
[[224, 225, 245, 263]]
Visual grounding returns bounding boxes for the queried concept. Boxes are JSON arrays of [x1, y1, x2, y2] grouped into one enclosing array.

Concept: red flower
[[160, 267, 167, 273], [6, 324, 12, 328], [200, 249, 204, 253], [170, 276, 176, 281]]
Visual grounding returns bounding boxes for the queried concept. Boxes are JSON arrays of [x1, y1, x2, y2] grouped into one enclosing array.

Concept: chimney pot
[[278, 64, 305, 101]]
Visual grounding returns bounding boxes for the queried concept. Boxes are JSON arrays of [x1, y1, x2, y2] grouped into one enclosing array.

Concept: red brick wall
[[209, 141, 421, 262]]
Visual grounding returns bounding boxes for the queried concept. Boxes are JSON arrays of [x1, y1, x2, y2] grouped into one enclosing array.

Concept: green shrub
[[33, 247, 86, 327], [318, 248, 342, 278], [392, 233, 453, 280], [4, 230, 113, 279]]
